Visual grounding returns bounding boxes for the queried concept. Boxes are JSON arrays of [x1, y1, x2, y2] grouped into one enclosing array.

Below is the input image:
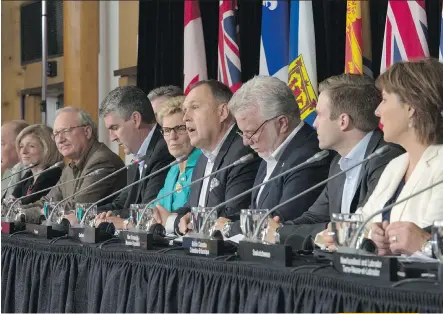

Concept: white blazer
[[357, 144, 443, 230]]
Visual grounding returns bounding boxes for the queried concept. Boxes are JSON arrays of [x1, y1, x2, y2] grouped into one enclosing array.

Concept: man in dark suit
[[151, 80, 260, 234], [97, 86, 175, 217], [211, 76, 331, 237], [267, 74, 404, 247]]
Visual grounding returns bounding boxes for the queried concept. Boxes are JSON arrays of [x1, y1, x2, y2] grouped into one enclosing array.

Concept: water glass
[[240, 209, 269, 242], [330, 213, 363, 248], [75, 203, 97, 227], [190, 207, 217, 235], [432, 220, 443, 262], [1, 198, 17, 217], [43, 201, 57, 219], [129, 204, 155, 231]]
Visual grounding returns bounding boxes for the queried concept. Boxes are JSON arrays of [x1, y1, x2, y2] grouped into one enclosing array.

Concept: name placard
[[238, 241, 292, 267], [333, 252, 398, 281], [25, 223, 53, 239], [69, 225, 113, 243], [182, 235, 224, 257], [119, 230, 154, 250]]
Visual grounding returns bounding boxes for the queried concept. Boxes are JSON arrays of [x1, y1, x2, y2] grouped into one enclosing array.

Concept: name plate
[[25, 223, 53, 239], [238, 241, 292, 267], [333, 252, 398, 282], [119, 230, 154, 250], [1, 220, 16, 234], [69, 225, 113, 243], [182, 235, 224, 257]]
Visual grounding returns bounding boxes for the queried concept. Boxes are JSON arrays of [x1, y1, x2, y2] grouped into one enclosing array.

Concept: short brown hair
[[319, 74, 380, 132], [376, 58, 443, 145], [157, 96, 186, 124], [16, 124, 63, 168]]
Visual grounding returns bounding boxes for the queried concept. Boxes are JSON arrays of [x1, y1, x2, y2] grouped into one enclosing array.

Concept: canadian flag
[[184, 1, 208, 95]]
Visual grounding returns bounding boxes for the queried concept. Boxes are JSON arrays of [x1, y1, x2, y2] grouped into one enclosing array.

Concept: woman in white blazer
[[360, 58, 443, 256]]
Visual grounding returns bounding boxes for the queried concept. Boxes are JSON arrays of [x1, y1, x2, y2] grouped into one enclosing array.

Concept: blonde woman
[[11, 124, 64, 204]]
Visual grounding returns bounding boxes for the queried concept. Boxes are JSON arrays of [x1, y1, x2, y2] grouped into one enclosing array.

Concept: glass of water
[[330, 213, 363, 250], [75, 203, 97, 227], [129, 204, 155, 231], [43, 201, 57, 220], [240, 209, 269, 242], [432, 220, 443, 262], [190, 207, 217, 235], [2, 198, 18, 218]]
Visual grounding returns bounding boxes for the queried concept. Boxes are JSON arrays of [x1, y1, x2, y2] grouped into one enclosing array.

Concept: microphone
[[200, 150, 330, 234], [4, 168, 107, 220], [79, 155, 190, 225], [1, 163, 37, 181], [1, 161, 64, 192], [46, 155, 147, 224], [252, 146, 391, 240], [133, 153, 256, 229], [348, 176, 443, 250]]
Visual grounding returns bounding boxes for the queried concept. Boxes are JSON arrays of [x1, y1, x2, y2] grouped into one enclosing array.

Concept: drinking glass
[[240, 209, 269, 242], [129, 204, 155, 231], [330, 213, 363, 249], [190, 207, 217, 235], [43, 201, 57, 220], [75, 203, 97, 227], [432, 220, 443, 262]]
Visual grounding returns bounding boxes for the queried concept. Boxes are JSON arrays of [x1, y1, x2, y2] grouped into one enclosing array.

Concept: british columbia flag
[[218, 0, 242, 92], [380, 0, 429, 73]]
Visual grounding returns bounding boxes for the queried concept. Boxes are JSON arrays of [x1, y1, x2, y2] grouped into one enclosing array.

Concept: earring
[[408, 120, 413, 129]]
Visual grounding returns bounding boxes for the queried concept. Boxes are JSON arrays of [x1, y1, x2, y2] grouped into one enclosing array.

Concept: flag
[[259, 0, 289, 83], [218, 0, 242, 93], [344, 1, 373, 76], [288, 0, 317, 126], [380, 0, 429, 74], [439, 0, 443, 61], [184, 1, 208, 95]]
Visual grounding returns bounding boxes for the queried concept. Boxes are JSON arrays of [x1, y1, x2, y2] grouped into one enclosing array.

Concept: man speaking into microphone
[[97, 86, 175, 217]]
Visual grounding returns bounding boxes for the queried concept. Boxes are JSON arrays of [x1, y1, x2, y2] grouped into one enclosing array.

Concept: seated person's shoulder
[[88, 143, 125, 168]]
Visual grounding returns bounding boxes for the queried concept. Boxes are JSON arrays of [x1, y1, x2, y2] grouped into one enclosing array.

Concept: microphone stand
[[69, 157, 187, 245], [234, 146, 390, 267], [1, 163, 36, 181]]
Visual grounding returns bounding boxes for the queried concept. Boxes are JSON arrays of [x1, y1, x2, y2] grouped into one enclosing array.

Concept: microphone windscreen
[[359, 238, 378, 254], [98, 222, 116, 235]]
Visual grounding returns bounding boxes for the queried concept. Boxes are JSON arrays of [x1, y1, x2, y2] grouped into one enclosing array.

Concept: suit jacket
[[22, 141, 127, 223], [2, 163, 26, 199], [359, 144, 443, 231], [11, 167, 63, 204], [173, 125, 260, 231], [279, 130, 405, 244], [100, 125, 175, 217], [251, 123, 331, 220]]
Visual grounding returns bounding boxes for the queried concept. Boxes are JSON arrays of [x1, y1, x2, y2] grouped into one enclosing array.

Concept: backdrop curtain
[[137, 0, 442, 94]]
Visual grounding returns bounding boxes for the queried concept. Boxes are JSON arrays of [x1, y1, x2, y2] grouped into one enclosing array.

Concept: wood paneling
[[119, 1, 139, 69], [63, 0, 99, 122], [23, 95, 42, 125], [1, 1, 25, 123], [23, 56, 64, 89]]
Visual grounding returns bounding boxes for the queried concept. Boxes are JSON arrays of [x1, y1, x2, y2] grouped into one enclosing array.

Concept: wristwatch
[[421, 240, 434, 257]]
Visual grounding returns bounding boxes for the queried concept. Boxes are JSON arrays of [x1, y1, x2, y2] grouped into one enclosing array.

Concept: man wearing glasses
[[151, 80, 261, 235], [20, 107, 127, 223]]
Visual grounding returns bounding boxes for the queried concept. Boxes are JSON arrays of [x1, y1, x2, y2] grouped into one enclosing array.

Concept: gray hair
[[99, 85, 156, 124], [147, 85, 184, 102], [55, 107, 98, 139], [228, 76, 301, 124]]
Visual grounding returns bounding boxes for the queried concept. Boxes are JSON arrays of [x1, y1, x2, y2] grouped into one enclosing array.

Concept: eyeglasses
[[52, 125, 87, 140], [236, 116, 280, 142], [160, 125, 187, 137]]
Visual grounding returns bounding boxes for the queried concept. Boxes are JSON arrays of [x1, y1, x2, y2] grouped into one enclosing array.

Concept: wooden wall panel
[[119, 1, 139, 69], [23, 95, 42, 125]]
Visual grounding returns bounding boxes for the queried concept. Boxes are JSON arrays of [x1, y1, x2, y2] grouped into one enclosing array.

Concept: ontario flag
[[344, 0, 372, 77], [380, 0, 429, 74], [184, 1, 208, 95], [218, 0, 242, 93]]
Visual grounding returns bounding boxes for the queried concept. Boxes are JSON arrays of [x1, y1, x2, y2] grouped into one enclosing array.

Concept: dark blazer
[[279, 129, 405, 245], [99, 125, 175, 217], [11, 167, 63, 205], [173, 125, 261, 231], [250, 123, 332, 221]]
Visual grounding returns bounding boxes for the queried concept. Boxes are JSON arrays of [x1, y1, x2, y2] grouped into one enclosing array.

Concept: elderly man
[[97, 85, 174, 217], [213, 76, 331, 238], [152, 80, 260, 235], [147, 85, 183, 124], [1, 120, 29, 198], [21, 107, 126, 223]]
